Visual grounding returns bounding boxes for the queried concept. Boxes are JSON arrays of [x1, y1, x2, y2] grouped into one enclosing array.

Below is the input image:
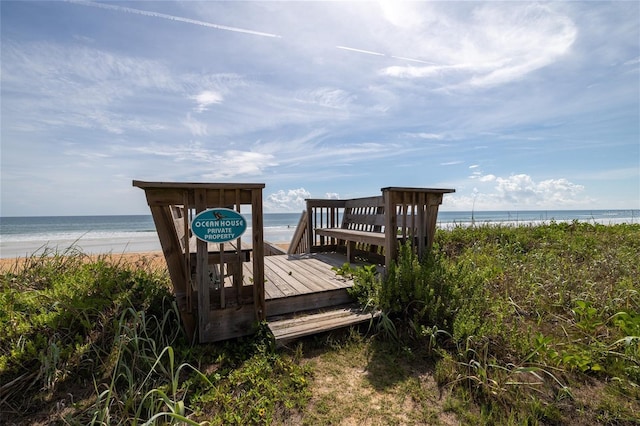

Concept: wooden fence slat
[[252, 188, 266, 321], [195, 189, 209, 342]]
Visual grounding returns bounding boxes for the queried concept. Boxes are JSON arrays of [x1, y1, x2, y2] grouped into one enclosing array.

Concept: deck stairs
[[268, 304, 379, 346]]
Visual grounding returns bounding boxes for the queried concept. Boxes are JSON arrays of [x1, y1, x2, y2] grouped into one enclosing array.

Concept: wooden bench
[[315, 196, 386, 262]]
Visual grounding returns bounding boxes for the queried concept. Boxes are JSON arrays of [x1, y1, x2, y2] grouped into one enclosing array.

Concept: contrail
[[336, 46, 385, 56], [337, 46, 431, 63], [66, 0, 281, 38], [391, 56, 435, 64], [66, 1, 435, 64]]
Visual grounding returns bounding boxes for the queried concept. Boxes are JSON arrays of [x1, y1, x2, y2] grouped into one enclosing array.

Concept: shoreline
[[2, 218, 637, 265], [0, 243, 292, 272], [0, 250, 167, 272], [0, 235, 292, 260]]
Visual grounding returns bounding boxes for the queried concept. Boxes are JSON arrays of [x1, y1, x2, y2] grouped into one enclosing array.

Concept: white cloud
[[264, 188, 312, 212], [297, 88, 355, 110], [192, 90, 223, 112], [200, 151, 277, 178], [1, 1, 637, 216], [493, 174, 586, 206], [183, 114, 208, 136], [325, 192, 340, 199], [378, 3, 577, 90], [446, 173, 591, 210], [378, 0, 425, 29], [68, 0, 281, 38], [409, 132, 445, 140], [123, 142, 277, 179]]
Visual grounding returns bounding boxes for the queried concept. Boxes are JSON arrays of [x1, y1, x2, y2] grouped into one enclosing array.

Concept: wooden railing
[[304, 199, 346, 251], [289, 187, 455, 269], [133, 181, 265, 343], [287, 211, 310, 255], [382, 187, 454, 266]]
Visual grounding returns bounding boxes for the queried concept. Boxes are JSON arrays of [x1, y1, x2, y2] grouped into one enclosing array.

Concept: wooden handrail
[[300, 187, 455, 269], [133, 180, 266, 343], [288, 211, 308, 255], [304, 199, 347, 252]]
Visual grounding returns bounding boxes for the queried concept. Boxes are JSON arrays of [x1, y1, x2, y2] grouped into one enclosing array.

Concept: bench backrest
[[340, 196, 419, 232], [341, 196, 385, 232]]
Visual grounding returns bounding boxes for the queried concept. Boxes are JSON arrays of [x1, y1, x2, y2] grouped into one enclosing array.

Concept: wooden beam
[[380, 186, 455, 194], [383, 189, 397, 271], [133, 180, 265, 190], [148, 204, 195, 340], [195, 189, 209, 343], [252, 188, 266, 321]]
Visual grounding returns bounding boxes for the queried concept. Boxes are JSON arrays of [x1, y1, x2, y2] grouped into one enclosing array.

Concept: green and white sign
[[191, 208, 247, 243]]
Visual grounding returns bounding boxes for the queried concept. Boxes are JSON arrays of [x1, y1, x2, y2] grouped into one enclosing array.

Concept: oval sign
[[191, 208, 247, 243]]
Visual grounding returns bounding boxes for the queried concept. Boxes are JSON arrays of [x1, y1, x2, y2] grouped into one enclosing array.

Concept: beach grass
[[0, 222, 638, 424]]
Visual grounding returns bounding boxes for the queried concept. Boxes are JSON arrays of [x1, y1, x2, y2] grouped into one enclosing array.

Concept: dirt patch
[[298, 339, 459, 425]]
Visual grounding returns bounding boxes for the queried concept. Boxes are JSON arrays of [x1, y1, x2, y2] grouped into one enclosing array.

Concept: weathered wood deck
[[262, 252, 356, 314], [134, 181, 452, 344], [261, 252, 377, 344], [200, 251, 374, 343]]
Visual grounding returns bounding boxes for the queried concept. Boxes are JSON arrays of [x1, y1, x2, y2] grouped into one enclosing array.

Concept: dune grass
[[342, 221, 640, 424], [0, 248, 309, 425], [1, 222, 638, 425]]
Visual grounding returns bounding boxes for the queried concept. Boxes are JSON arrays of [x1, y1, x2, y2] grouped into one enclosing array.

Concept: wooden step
[[268, 305, 378, 345]]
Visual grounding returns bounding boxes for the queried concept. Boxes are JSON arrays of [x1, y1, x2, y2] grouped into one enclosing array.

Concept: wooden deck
[[134, 181, 452, 344], [260, 252, 377, 344], [198, 251, 375, 343], [260, 252, 357, 315]]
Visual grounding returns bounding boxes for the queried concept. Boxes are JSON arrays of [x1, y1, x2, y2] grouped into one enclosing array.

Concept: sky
[[1, 1, 639, 216]]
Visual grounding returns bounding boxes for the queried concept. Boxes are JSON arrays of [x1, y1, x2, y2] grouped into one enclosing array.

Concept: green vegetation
[[0, 248, 309, 425], [346, 221, 640, 424], [1, 222, 638, 424]]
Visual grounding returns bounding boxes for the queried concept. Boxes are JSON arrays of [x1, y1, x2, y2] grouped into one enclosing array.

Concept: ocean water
[[0, 210, 637, 258], [0, 213, 303, 258]]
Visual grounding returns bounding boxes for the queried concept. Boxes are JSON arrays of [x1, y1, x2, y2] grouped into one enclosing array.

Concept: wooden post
[[148, 204, 195, 340], [426, 193, 443, 254], [383, 189, 397, 271], [381, 187, 455, 270], [195, 189, 209, 343], [182, 193, 192, 314], [252, 188, 266, 321], [417, 191, 426, 258], [235, 189, 243, 306], [306, 203, 314, 254]]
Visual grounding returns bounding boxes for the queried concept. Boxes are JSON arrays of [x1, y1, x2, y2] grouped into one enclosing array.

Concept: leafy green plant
[[343, 263, 380, 309], [351, 223, 640, 423], [3, 223, 640, 425], [189, 328, 312, 425]]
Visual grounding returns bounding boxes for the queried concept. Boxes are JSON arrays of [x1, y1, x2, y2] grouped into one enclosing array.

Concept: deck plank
[[240, 253, 358, 301], [246, 262, 285, 299], [265, 268, 305, 298], [283, 257, 350, 290], [265, 256, 321, 293], [267, 256, 331, 294], [269, 305, 377, 344], [237, 253, 364, 320]]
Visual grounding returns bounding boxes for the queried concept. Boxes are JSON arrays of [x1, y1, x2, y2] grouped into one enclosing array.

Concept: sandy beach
[[0, 243, 291, 273], [0, 250, 167, 272]]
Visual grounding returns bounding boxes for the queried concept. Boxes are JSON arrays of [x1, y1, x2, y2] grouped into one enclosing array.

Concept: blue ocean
[[0, 210, 637, 258]]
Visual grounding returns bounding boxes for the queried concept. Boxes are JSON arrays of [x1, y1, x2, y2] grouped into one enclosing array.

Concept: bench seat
[[315, 228, 385, 245], [315, 228, 385, 262]]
